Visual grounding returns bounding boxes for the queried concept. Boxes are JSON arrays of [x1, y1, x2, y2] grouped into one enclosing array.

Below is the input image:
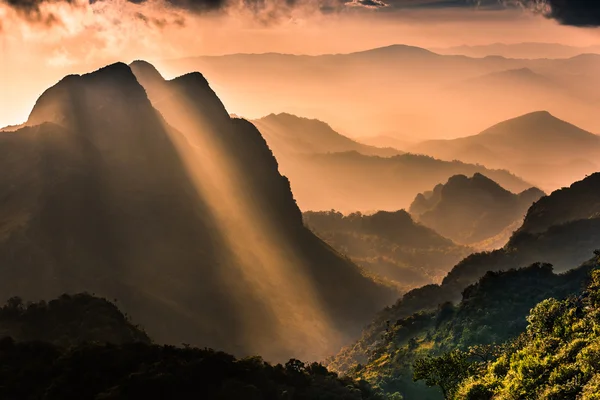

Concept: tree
[[413, 349, 471, 399]]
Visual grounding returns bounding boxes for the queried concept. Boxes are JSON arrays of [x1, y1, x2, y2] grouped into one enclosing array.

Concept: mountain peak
[[129, 60, 165, 83], [478, 110, 587, 139], [27, 62, 150, 127]]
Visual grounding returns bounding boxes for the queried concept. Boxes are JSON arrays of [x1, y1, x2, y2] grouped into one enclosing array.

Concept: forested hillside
[[334, 255, 599, 399], [0, 294, 389, 400], [304, 210, 471, 292]]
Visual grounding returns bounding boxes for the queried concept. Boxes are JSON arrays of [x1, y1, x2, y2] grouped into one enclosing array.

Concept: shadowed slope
[[0, 62, 394, 362]]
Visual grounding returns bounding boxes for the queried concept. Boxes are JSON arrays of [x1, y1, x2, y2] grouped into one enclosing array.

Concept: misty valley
[[2, 6, 600, 397]]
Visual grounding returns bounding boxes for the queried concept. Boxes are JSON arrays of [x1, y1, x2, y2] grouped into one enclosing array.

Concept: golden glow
[[150, 86, 342, 361]]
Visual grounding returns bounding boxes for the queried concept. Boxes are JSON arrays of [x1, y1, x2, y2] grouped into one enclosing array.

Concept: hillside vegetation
[[304, 210, 472, 292]]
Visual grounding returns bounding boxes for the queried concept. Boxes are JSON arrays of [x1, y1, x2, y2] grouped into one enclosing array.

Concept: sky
[[1, 0, 600, 127]]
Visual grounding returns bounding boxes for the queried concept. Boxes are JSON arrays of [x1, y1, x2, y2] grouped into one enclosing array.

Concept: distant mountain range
[[303, 210, 472, 293], [411, 111, 600, 191], [410, 173, 544, 247], [432, 42, 600, 59], [0, 61, 396, 362], [159, 45, 600, 139]]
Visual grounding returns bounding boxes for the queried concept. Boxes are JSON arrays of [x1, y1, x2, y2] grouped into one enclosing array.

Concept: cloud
[[345, 0, 387, 8], [537, 0, 600, 27], [2, 0, 82, 25]]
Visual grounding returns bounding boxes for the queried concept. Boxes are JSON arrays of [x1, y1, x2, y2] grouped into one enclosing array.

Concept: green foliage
[[335, 257, 598, 399], [413, 350, 472, 399], [450, 266, 600, 399]]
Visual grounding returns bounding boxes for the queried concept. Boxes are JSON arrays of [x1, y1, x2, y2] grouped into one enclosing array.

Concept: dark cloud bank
[[1, 0, 599, 29]]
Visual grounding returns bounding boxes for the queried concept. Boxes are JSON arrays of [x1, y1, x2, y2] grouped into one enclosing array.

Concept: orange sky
[[1, 1, 600, 128]]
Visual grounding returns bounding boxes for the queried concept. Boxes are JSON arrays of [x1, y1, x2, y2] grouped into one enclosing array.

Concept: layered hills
[[242, 112, 531, 211]]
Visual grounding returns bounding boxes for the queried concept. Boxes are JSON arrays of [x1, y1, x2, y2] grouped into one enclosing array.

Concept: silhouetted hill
[[0, 294, 386, 400], [409, 173, 544, 246], [517, 172, 600, 234], [252, 113, 402, 157], [412, 111, 600, 190], [0, 61, 395, 362], [328, 173, 600, 383], [0, 293, 150, 346], [303, 210, 472, 293]]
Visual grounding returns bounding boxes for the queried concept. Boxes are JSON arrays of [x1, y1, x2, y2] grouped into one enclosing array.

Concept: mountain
[[411, 111, 600, 191], [0, 294, 386, 400], [328, 172, 600, 385], [157, 46, 600, 140], [285, 150, 531, 212], [252, 113, 402, 157], [432, 42, 600, 59], [0, 61, 395, 362], [303, 210, 472, 293], [409, 173, 545, 246]]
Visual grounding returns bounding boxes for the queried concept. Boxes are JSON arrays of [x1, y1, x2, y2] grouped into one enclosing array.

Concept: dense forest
[[0, 294, 391, 400], [334, 254, 600, 399], [415, 255, 600, 399]]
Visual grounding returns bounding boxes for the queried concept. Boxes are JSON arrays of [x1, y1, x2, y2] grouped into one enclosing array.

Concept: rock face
[[410, 173, 545, 246], [0, 62, 394, 362]]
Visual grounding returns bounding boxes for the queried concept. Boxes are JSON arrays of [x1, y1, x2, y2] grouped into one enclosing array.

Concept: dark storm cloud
[[2, 0, 78, 25], [3, 0, 599, 27], [538, 0, 600, 27]]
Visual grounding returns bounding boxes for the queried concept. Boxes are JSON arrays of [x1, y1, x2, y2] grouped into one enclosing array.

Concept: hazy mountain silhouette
[[252, 113, 402, 157], [284, 150, 531, 212], [0, 61, 395, 362], [432, 42, 600, 59], [303, 210, 472, 293], [411, 111, 600, 191], [409, 173, 544, 246], [160, 46, 600, 139]]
